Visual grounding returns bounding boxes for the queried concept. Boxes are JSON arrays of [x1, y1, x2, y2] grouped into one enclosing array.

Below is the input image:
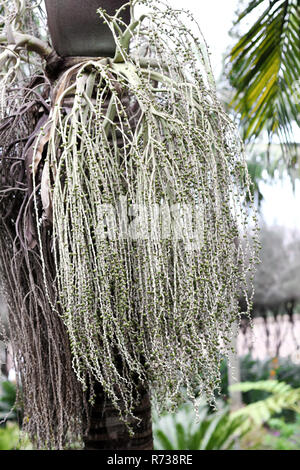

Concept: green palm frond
[[230, 380, 300, 426], [153, 402, 247, 450], [228, 0, 300, 161], [0, 379, 17, 421]]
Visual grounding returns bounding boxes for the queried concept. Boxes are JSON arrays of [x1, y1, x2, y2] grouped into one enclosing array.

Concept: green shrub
[[230, 380, 300, 427], [263, 415, 300, 450], [219, 355, 300, 408], [0, 423, 32, 450], [153, 380, 300, 451], [0, 379, 17, 423], [152, 401, 247, 450]]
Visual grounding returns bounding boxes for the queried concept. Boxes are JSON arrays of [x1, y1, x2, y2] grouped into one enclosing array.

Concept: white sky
[[260, 175, 300, 229], [169, 0, 240, 78]]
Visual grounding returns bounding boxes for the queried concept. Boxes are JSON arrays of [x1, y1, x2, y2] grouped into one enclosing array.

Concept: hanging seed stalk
[[0, 0, 260, 448]]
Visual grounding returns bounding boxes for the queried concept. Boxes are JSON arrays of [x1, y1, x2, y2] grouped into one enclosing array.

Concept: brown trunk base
[[84, 383, 154, 450]]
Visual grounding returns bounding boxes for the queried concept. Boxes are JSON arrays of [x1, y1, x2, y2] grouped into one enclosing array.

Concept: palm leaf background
[[230, 380, 300, 426], [228, 0, 300, 162]]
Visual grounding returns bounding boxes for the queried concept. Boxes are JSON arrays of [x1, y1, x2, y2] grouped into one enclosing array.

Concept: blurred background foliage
[[0, 379, 31, 450], [152, 371, 300, 450]]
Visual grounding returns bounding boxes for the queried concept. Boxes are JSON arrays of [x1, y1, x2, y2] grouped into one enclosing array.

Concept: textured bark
[[84, 383, 154, 450]]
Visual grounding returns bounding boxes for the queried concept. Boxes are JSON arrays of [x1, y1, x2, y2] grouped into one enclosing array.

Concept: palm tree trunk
[[84, 382, 154, 450]]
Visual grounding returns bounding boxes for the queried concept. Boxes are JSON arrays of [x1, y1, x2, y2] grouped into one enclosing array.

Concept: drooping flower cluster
[[0, 0, 260, 448]]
